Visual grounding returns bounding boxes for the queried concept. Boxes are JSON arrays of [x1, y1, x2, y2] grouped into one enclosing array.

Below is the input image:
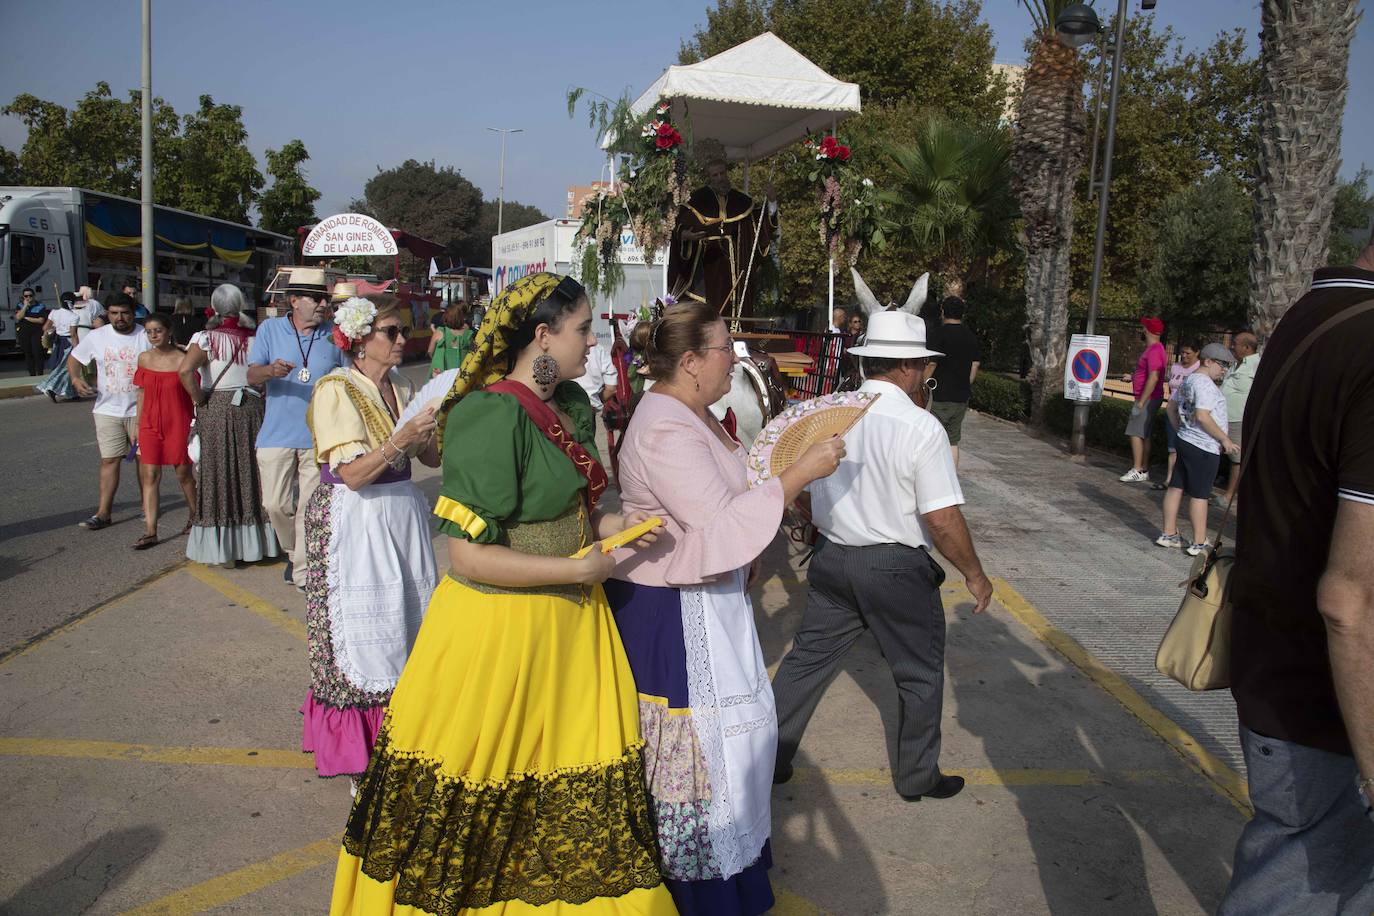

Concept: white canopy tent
[[622, 31, 861, 163], [606, 32, 863, 314]]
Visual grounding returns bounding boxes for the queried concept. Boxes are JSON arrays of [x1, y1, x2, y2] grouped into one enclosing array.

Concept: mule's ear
[[850, 268, 882, 316], [902, 273, 929, 314]]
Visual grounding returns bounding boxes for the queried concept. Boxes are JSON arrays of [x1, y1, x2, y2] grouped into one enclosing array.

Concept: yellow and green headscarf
[[436, 272, 565, 450]]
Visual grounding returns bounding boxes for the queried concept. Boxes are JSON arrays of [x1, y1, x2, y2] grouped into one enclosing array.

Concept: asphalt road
[[0, 360, 434, 658]]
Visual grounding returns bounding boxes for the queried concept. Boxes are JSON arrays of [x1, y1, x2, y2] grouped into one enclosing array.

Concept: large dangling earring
[[532, 353, 559, 388]]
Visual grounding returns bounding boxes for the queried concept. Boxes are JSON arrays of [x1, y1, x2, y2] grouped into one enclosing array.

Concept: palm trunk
[[1012, 33, 1087, 423], [1248, 0, 1359, 338]]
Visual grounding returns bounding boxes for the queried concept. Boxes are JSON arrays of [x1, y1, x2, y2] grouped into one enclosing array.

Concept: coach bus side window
[[9, 233, 44, 284]]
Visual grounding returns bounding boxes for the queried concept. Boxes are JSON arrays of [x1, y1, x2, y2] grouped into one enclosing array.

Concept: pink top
[[613, 391, 784, 587]]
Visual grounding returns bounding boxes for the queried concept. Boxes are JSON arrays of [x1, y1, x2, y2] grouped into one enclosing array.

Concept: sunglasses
[[377, 326, 409, 342]]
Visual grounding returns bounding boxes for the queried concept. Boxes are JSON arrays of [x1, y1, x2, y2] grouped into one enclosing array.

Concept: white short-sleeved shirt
[[74, 300, 105, 329], [807, 378, 964, 550], [48, 308, 78, 338], [69, 324, 150, 418], [1177, 372, 1228, 454], [574, 344, 619, 411]]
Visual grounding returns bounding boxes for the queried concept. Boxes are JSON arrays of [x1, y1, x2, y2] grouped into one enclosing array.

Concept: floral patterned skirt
[[603, 577, 776, 916], [303, 480, 436, 779]]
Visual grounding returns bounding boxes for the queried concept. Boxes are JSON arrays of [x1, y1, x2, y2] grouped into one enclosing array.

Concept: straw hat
[[283, 267, 328, 296], [847, 311, 942, 359], [331, 281, 359, 302]]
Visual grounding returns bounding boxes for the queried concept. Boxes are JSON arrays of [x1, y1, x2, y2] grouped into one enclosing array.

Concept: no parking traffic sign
[[1064, 334, 1111, 402]]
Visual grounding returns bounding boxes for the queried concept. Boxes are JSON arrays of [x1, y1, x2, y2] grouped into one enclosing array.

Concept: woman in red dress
[[133, 314, 197, 549]]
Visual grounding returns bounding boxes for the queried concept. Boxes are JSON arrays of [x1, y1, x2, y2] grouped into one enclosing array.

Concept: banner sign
[[302, 213, 398, 257], [1064, 334, 1111, 402]]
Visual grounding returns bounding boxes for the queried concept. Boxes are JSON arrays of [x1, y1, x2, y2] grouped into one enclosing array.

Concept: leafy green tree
[[173, 95, 263, 223], [1327, 167, 1374, 266], [0, 145, 20, 184], [258, 139, 321, 237], [1138, 172, 1251, 328], [880, 116, 1015, 292], [1069, 19, 1260, 318], [3, 82, 185, 205], [352, 159, 483, 280], [455, 199, 548, 267]]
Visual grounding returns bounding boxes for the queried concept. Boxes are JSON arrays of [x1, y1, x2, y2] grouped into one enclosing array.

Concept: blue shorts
[[1167, 439, 1220, 500]]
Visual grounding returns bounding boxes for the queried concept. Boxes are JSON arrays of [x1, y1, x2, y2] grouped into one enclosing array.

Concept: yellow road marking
[[0, 562, 188, 666], [121, 838, 339, 915], [185, 564, 307, 642], [987, 576, 1251, 815], [0, 738, 311, 769], [0, 739, 1185, 790], [773, 886, 827, 915]]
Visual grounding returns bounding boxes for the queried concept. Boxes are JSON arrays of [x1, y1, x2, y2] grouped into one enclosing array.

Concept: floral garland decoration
[[575, 101, 690, 297], [332, 297, 377, 350], [805, 132, 885, 267]]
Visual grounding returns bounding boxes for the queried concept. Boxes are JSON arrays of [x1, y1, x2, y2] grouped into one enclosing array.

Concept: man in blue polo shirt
[[247, 267, 345, 589]]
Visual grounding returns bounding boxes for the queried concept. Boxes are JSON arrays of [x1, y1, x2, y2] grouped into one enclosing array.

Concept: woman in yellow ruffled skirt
[[330, 273, 675, 916]]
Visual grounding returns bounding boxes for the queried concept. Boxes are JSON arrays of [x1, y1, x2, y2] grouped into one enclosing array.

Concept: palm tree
[[881, 116, 1017, 297], [1248, 0, 1360, 338], [1011, 1, 1088, 421]]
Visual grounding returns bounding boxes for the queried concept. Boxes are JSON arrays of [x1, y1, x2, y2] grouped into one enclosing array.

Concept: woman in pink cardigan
[[607, 301, 844, 916]]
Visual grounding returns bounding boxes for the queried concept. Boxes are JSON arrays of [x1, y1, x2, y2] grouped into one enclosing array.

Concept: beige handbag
[[1156, 299, 1374, 691]]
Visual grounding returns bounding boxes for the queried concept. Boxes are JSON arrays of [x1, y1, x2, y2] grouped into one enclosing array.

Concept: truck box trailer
[[0, 186, 292, 351], [491, 218, 666, 348]]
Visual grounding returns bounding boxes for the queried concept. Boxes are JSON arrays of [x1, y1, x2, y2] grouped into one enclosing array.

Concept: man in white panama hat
[[771, 309, 993, 801]]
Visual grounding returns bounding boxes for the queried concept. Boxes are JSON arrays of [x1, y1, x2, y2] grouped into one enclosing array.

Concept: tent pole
[[828, 257, 834, 317], [743, 158, 751, 194], [827, 114, 838, 324]]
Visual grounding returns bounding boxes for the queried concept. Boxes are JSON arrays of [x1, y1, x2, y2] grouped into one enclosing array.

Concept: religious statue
[[667, 139, 778, 320]]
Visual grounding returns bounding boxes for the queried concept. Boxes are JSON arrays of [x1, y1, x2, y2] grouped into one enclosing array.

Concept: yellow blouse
[[307, 367, 416, 470]]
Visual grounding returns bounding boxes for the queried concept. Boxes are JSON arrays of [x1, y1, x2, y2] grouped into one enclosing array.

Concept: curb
[[0, 384, 37, 400]]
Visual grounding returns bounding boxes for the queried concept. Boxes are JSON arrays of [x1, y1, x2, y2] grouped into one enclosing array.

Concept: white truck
[[0, 186, 292, 351], [491, 218, 667, 348]]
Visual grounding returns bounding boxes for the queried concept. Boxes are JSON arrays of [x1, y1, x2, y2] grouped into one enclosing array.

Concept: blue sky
[[1, 1, 1369, 225]]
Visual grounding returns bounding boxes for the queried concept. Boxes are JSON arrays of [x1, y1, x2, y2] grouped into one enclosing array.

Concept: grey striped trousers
[[772, 538, 947, 796]]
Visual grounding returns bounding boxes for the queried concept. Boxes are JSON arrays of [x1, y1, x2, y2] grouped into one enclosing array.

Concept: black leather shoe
[[772, 762, 794, 785], [282, 560, 294, 583], [900, 774, 964, 802]]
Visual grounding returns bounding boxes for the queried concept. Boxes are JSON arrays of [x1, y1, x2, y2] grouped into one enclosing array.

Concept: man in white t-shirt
[[68, 298, 150, 530], [771, 310, 992, 802], [574, 343, 619, 412]]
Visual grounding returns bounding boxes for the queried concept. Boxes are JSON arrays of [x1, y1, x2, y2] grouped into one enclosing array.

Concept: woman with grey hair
[[178, 284, 281, 566]]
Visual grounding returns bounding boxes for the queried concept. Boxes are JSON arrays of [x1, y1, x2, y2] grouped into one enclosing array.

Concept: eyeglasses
[[377, 326, 409, 342], [698, 342, 736, 356]]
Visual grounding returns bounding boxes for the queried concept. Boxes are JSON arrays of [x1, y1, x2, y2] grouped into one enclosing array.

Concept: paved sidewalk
[[0, 415, 1249, 914], [955, 410, 1244, 777]]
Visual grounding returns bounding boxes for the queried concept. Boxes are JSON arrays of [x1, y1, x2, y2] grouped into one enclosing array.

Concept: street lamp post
[[485, 127, 523, 236], [140, 0, 154, 309], [1059, 0, 1130, 457]]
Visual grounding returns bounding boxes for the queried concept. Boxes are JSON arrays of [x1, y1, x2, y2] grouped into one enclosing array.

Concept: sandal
[[132, 533, 159, 550], [79, 515, 111, 530], [181, 519, 194, 536]]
